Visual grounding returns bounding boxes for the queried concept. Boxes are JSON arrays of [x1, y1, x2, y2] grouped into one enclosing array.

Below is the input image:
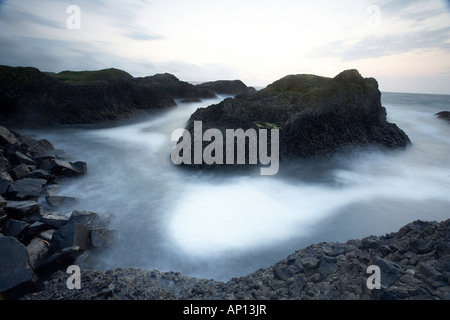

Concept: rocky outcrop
[[175, 70, 410, 168], [197, 80, 257, 96], [0, 66, 257, 129], [0, 66, 176, 128], [436, 111, 450, 124], [21, 218, 450, 300], [0, 126, 115, 299], [136, 73, 216, 100]]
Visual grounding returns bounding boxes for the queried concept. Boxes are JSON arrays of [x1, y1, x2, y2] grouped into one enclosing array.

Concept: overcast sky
[[1, 0, 450, 94]]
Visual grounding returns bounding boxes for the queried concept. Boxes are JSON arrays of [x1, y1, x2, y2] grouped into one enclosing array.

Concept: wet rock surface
[[20, 218, 450, 300], [0, 126, 116, 299]]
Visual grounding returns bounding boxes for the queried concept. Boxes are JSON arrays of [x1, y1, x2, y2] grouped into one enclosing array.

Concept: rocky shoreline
[[0, 125, 116, 299], [20, 218, 450, 300]]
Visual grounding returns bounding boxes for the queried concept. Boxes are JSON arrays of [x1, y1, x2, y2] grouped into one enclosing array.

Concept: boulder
[[0, 156, 11, 172], [35, 246, 82, 277], [4, 200, 40, 220], [0, 126, 18, 145], [436, 111, 450, 123], [7, 178, 47, 200], [10, 164, 32, 180], [9, 151, 36, 166], [27, 238, 50, 269], [0, 236, 36, 299], [53, 222, 91, 251], [25, 169, 55, 181], [1, 219, 29, 238], [49, 159, 87, 176], [39, 213, 68, 229], [45, 196, 78, 208]]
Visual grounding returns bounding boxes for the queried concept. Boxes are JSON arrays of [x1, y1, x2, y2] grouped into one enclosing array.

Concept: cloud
[[311, 26, 450, 61], [116, 23, 164, 41], [0, 3, 62, 29]]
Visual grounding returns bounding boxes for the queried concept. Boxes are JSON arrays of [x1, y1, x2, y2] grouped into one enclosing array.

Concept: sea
[[21, 92, 450, 281]]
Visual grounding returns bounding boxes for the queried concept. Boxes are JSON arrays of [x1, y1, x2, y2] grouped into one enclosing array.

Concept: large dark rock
[[197, 80, 256, 95], [175, 70, 411, 167], [0, 236, 37, 299], [7, 178, 47, 200], [136, 73, 216, 100], [4, 200, 40, 219], [436, 111, 450, 123], [49, 159, 87, 177], [0, 66, 177, 128], [0, 126, 18, 145]]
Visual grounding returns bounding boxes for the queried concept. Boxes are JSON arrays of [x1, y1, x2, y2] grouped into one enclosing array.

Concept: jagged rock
[[197, 80, 256, 95], [0, 156, 11, 172], [45, 196, 78, 208], [4, 200, 40, 220], [9, 151, 36, 166], [1, 219, 29, 238], [0, 173, 11, 195], [35, 246, 82, 276], [53, 221, 91, 251], [177, 70, 410, 168], [436, 111, 450, 123], [10, 164, 32, 180], [49, 159, 87, 177], [39, 213, 68, 229], [25, 169, 54, 181], [0, 236, 36, 299], [7, 178, 47, 200], [27, 238, 49, 269], [0, 126, 18, 145]]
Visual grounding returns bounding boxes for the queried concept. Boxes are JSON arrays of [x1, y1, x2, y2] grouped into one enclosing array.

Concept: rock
[[45, 196, 78, 208], [0, 156, 11, 172], [25, 169, 55, 181], [39, 213, 68, 229], [0, 236, 36, 299], [4, 200, 40, 220], [7, 178, 47, 200], [0, 175, 11, 196], [409, 239, 435, 254], [53, 222, 91, 251], [10, 164, 32, 180], [27, 238, 50, 269], [1, 219, 29, 238], [49, 159, 87, 176], [436, 111, 450, 123], [0, 126, 18, 145], [0, 66, 177, 128], [197, 80, 255, 95], [35, 246, 82, 277], [176, 70, 410, 168], [28, 139, 55, 156], [9, 151, 36, 166], [19, 218, 450, 301]]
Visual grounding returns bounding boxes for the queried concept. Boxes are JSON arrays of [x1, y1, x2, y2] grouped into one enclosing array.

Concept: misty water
[[22, 92, 450, 281]]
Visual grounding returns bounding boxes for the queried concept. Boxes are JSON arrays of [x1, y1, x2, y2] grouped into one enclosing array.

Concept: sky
[[0, 0, 450, 94]]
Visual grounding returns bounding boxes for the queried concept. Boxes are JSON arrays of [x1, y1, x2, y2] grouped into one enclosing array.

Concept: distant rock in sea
[[436, 111, 450, 123], [0, 66, 255, 129], [197, 80, 257, 96], [175, 69, 411, 167]]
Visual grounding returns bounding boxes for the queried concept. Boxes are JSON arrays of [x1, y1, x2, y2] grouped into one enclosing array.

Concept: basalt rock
[[176, 70, 411, 167]]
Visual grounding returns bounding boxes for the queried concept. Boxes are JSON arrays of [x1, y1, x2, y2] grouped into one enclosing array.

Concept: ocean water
[[22, 92, 450, 281]]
